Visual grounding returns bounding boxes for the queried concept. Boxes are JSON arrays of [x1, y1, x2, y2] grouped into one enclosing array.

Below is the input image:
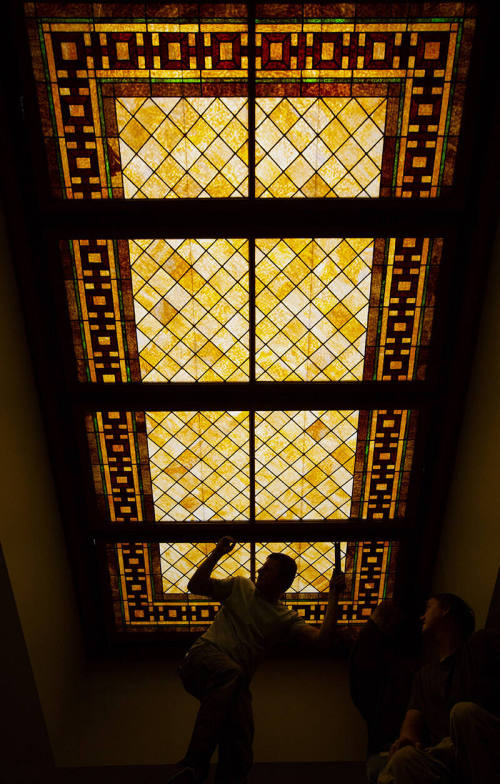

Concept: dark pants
[[378, 702, 500, 784], [179, 641, 254, 784]]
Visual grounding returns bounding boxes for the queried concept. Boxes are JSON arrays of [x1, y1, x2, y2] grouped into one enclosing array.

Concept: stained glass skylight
[[86, 408, 416, 523], [26, 2, 475, 199], [21, 2, 478, 637], [62, 236, 440, 383], [106, 539, 399, 630]]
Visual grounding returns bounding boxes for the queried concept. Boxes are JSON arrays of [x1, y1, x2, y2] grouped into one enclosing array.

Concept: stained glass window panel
[[255, 238, 373, 380], [63, 236, 440, 383], [146, 411, 250, 521], [255, 3, 475, 198], [106, 539, 398, 630], [117, 97, 248, 198], [26, 3, 248, 199], [130, 238, 249, 381], [86, 409, 416, 522], [256, 97, 386, 198], [254, 410, 359, 520]]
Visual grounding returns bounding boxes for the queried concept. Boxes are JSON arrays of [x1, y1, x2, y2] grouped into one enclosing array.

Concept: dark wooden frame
[[1, 0, 499, 653]]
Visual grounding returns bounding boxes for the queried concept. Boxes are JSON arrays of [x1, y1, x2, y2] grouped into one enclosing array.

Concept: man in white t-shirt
[[168, 536, 346, 784]]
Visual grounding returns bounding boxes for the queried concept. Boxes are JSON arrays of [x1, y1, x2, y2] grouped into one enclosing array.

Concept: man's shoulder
[[230, 575, 255, 595]]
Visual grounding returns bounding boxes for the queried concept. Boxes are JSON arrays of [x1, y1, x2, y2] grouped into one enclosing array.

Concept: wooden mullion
[[40, 199, 461, 240], [74, 379, 432, 412], [89, 520, 411, 542]]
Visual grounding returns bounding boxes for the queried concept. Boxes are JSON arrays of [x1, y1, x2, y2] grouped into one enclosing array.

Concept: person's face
[[255, 557, 283, 593], [420, 597, 446, 634]]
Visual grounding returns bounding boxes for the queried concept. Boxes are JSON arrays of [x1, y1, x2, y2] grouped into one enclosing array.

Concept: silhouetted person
[[349, 600, 420, 783], [378, 592, 500, 783], [168, 536, 346, 784]]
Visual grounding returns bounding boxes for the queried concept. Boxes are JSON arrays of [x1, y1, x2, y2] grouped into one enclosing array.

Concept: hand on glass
[[329, 569, 346, 594], [214, 536, 236, 557]]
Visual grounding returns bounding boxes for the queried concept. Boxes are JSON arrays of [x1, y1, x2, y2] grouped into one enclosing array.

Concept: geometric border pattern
[[256, 5, 476, 198], [87, 409, 417, 523], [26, 5, 475, 198], [64, 237, 440, 383], [26, 3, 248, 199], [106, 539, 399, 630]]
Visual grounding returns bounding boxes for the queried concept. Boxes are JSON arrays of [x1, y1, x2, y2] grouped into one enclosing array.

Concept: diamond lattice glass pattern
[[160, 542, 251, 594], [255, 238, 373, 380], [130, 238, 249, 382], [146, 411, 250, 521], [256, 541, 346, 592], [255, 97, 386, 198], [117, 98, 248, 198], [255, 410, 359, 520]]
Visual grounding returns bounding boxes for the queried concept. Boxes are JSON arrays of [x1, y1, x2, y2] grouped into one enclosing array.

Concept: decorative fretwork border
[[86, 408, 416, 523], [64, 237, 439, 383], [26, 6, 474, 198], [26, 7, 248, 198], [106, 539, 398, 630]]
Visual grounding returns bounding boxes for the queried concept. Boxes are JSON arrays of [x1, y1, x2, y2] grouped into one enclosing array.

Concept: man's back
[[197, 575, 303, 675]]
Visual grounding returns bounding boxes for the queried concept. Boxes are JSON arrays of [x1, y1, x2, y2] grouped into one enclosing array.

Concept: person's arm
[[187, 536, 235, 599], [292, 570, 346, 647], [388, 709, 425, 757]]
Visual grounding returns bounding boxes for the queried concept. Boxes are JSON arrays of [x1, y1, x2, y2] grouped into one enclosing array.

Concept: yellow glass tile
[[205, 172, 236, 198], [130, 239, 248, 382], [119, 116, 151, 152], [146, 411, 250, 522], [117, 97, 248, 199], [256, 97, 386, 198], [256, 238, 373, 381], [255, 410, 359, 520]]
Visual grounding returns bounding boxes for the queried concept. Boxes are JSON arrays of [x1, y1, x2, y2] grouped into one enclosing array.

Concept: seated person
[[349, 600, 420, 783], [378, 592, 500, 784], [169, 536, 346, 784]]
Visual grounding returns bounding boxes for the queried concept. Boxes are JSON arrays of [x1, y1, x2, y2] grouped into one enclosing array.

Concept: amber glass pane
[[146, 411, 250, 521], [256, 97, 386, 198], [160, 541, 251, 593], [130, 238, 249, 381], [117, 97, 248, 198], [106, 539, 399, 630], [255, 410, 359, 520], [255, 238, 373, 380]]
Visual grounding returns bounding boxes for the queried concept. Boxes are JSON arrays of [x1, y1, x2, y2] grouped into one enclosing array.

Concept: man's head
[[421, 593, 475, 640], [255, 553, 297, 595]]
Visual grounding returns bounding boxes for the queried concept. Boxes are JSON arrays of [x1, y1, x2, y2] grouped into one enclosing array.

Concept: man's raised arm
[[294, 569, 346, 647], [188, 536, 235, 598]]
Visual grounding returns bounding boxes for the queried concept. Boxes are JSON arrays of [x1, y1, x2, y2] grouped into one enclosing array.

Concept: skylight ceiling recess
[[17, 1, 481, 639]]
